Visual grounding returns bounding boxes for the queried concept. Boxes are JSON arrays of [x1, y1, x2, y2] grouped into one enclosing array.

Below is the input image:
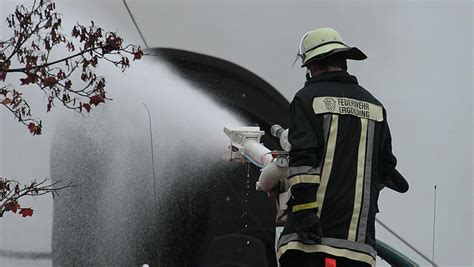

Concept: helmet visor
[[302, 44, 367, 67]]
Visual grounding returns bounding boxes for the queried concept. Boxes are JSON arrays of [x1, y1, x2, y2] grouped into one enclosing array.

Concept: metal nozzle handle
[[270, 124, 285, 138]]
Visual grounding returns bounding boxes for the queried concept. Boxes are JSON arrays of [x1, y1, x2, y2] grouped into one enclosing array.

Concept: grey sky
[[1, 0, 472, 266]]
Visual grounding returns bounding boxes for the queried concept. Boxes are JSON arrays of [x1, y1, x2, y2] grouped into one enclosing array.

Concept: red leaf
[[42, 76, 58, 88], [1, 61, 9, 80], [28, 122, 42, 135], [1, 61, 9, 72], [28, 122, 37, 134], [133, 50, 143, 61], [20, 73, 38, 85], [89, 94, 104, 106], [19, 208, 33, 217], [72, 26, 79, 38], [82, 103, 91, 112], [20, 77, 33, 85], [47, 98, 54, 112], [64, 80, 72, 89], [2, 98, 12, 105], [4, 201, 20, 213]]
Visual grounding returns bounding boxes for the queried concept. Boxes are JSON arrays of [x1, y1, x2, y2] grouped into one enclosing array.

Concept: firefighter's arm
[[381, 111, 397, 178], [381, 111, 409, 193], [288, 97, 323, 241]]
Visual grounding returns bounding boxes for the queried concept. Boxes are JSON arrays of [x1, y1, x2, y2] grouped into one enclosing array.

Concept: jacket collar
[[305, 70, 358, 85]]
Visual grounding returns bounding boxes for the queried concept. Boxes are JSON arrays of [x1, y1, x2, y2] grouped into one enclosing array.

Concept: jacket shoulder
[[357, 85, 384, 107], [293, 82, 326, 104]]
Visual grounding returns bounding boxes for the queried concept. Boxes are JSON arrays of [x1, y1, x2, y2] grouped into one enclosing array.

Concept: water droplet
[[246, 241, 250, 245], [225, 196, 230, 202], [246, 163, 250, 178]]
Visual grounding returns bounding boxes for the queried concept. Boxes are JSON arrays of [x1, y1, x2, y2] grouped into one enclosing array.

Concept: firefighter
[[278, 27, 400, 267]]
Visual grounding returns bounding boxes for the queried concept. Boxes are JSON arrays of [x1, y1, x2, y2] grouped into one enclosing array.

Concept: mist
[[0, 54, 243, 266]]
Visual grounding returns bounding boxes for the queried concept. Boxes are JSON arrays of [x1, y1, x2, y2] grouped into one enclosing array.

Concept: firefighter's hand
[[297, 228, 322, 244], [294, 210, 322, 243]]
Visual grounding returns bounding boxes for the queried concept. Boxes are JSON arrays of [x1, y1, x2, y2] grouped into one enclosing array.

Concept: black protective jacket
[[277, 71, 397, 266]]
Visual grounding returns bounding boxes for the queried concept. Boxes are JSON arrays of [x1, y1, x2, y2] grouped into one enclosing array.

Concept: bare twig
[[0, 177, 76, 217]]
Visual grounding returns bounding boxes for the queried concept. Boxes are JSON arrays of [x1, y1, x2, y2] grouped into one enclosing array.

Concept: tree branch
[[6, 47, 96, 73]]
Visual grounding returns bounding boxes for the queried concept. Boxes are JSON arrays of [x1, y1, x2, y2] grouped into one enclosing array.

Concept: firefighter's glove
[[294, 210, 322, 244]]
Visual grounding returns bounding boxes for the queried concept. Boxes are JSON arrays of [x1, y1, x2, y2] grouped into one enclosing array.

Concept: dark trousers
[[279, 251, 371, 267]]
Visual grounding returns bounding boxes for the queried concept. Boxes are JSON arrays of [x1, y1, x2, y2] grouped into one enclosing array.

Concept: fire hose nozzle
[[223, 126, 289, 194], [223, 127, 272, 166]]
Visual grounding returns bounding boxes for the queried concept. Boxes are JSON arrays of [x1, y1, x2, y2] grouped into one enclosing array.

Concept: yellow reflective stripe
[[317, 114, 338, 218], [292, 201, 318, 212], [277, 241, 375, 267], [288, 174, 321, 187], [313, 97, 384, 122], [348, 118, 368, 241]]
